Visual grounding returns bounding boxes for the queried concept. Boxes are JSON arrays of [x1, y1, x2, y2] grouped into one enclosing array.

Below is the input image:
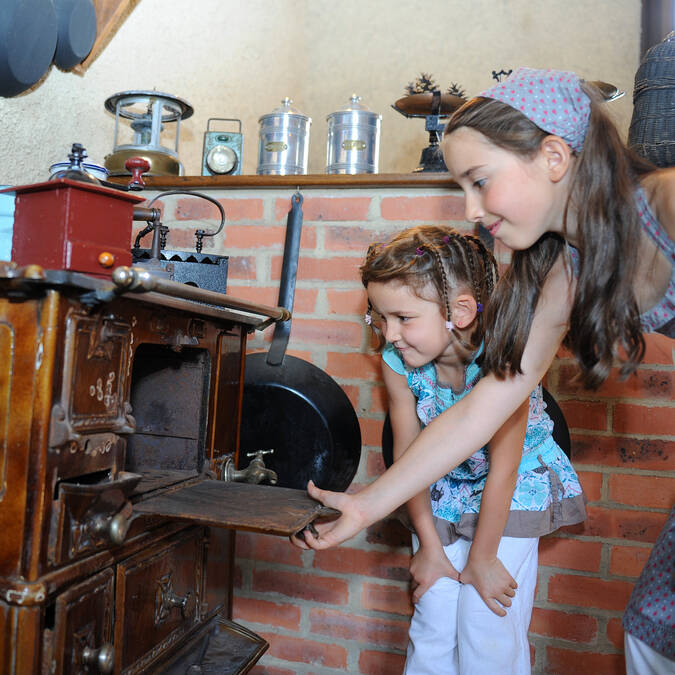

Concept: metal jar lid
[[326, 94, 382, 121], [259, 97, 311, 123]]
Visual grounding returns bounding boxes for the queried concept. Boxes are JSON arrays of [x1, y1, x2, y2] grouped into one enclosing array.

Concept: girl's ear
[[450, 293, 478, 329], [540, 135, 572, 182]]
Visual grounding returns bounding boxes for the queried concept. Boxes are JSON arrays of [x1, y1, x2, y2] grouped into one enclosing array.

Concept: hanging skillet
[[240, 193, 361, 491]]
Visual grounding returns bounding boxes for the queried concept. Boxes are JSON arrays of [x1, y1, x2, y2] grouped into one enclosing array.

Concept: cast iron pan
[[240, 193, 362, 491], [381, 387, 571, 469], [53, 0, 97, 70], [0, 0, 57, 97]]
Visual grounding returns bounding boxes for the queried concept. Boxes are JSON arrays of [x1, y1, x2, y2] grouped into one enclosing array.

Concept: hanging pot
[[240, 193, 361, 491], [0, 0, 57, 97]]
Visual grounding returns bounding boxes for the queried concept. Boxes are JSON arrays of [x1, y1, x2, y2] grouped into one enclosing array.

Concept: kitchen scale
[[392, 90, 465, 172], [104, 90, 194, 176]]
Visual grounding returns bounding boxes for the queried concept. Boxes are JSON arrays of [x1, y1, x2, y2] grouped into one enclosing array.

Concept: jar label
[[265, 141, 288, 152], [342, 140, 367, 151]]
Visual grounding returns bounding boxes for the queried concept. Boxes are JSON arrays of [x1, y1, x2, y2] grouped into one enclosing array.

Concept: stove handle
[[81, 643, 114, 673]]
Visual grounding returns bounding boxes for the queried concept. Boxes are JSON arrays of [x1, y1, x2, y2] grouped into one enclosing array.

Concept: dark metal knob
[[89, 512, 130, 546], [81, 643, 114, 673], [108, 512, 130, 545], [168, 589, 196, 618]]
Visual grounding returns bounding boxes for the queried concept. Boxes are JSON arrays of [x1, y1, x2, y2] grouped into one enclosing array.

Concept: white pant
[[625, 633, 675, 675], [404, 535, 539, 675]]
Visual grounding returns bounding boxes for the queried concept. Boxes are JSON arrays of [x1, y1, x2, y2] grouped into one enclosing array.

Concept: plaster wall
[[0, 0, 641, 185]]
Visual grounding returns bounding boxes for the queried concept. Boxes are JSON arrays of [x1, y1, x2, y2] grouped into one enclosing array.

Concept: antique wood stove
[[0, 179, 332, 674]]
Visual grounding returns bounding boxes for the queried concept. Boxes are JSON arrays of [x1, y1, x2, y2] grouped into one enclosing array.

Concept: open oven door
[[130, 479, 337, 674], [132, 478, 339, 536]]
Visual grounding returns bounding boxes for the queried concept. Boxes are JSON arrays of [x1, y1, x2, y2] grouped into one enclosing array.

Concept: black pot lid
[[0, 0, 57, 97], [53, 0, 97, 70]]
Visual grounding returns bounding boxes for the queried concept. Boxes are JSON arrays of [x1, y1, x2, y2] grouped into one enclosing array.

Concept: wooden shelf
[[111, 173, 458, 190]]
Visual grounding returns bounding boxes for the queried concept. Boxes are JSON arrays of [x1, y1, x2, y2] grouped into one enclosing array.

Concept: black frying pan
[[240, 193, 361, 491]]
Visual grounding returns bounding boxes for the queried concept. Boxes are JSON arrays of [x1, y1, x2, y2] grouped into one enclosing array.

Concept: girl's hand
[[290, 481, 368, 550], [409, 544, 459, 603], [459, 554, 517, 617]]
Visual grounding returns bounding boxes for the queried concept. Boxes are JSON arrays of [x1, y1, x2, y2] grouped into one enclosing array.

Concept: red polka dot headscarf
[[480, 67, 591, 153]]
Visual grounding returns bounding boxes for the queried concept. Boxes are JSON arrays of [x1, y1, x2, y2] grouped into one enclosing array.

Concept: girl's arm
[[297, 257, 573, 550], [459, 398, 529, 616], [383, 363, 459, 602]]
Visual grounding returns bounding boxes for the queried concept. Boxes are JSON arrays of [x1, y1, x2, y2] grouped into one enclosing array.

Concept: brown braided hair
[[361, 225, 499, 353]]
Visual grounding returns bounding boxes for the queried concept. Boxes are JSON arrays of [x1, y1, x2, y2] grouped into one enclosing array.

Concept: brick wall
[[143, 186, 674, 675]]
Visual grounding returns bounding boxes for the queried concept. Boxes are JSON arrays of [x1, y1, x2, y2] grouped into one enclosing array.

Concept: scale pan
[[393, 92, 466, 117]]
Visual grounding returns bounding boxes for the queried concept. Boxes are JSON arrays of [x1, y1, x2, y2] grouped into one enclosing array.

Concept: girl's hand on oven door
[[290, 480, 368, 550]]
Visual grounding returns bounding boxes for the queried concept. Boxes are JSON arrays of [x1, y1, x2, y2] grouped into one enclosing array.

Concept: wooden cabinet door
[[50, 568, 115, 674], [114, 528, 204, 674]]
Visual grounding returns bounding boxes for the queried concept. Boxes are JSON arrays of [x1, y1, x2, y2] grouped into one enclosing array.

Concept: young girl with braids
[[360, 225, 584, 674], [293, 67, 674, 668]]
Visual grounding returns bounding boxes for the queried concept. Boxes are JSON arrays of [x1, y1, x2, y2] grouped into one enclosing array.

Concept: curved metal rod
[[145, 190, 226, 252]]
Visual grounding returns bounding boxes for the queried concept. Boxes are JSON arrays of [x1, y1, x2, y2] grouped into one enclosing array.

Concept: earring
[[364, 312, 372, 325], [445, 320, 454, 332]]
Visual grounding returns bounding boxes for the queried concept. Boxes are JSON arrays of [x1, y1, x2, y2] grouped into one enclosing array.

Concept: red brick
[[606, 617, 625, 650], [324, 225, 397, 252], [275, 196, 371, 222], [227, 255, 258, 280], [576, 470, 603, 502], [176, 197, 263, 221], [341, 384, 361, 413], [259, 631, 348, 669], [313, 546, 411, 582], [609, 544, 653, 577], [359, 649, 406, 675], [227, 284, 318, 313], [642, 333, 675, 366], [290, 318, 362, 348], [558, 364, 673, 400], [224, 224, 316, 249], [271, 255, 362, 283], [160, 227, 200, 250], [570, 434, 672, 469], [231, 597, 300, 630], [326, 287, 368, 315], [547, 573, 634, 611], [252, 568, 348, 604], [380, 195, 466, 221], [362, 581, 413, 616], [613, 403, 675, 436], [608, 474, 675, 509], [582, 505, 668, 542], [309, 607, 410, 648], [546, 645, 624, 675], [530, 607, 597, 642], [559, 400, 608, 431], [366, 513, 413, 549], [538, 537, 602, 572], [235, 532, 304, 566], [361, 417, 386, 447], [249, 665, 295, 675], [370, 385, 388, 413], [325, 352, 382, 380]]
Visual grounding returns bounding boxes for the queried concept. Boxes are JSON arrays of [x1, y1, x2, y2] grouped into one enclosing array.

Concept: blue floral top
[[383, 342, 586, 542]]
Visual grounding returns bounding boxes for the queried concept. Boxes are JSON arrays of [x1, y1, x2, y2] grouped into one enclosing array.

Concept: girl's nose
[[383, 321, 399, 343], [464, 192, 485, 223]]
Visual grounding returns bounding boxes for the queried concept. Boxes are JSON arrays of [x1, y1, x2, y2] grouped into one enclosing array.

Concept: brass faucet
[[223, 450, 278, 485]]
